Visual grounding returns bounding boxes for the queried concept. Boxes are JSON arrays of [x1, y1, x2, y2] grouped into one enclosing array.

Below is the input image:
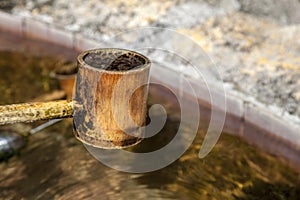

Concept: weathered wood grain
[[73, 48, 151, 149], [0, 100, 73, 125]]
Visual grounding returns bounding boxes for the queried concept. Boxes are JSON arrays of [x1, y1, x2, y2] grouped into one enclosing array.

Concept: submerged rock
[[0, 130, 26, 161]]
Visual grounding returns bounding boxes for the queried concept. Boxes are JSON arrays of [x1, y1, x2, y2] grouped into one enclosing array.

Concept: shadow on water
[[0, 32, 299, 199], [1, 134, 65, 199], [235, 179, 300, 200]]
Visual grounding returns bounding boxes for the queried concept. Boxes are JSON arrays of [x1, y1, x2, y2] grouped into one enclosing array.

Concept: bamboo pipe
[[0, 100, 73, 125]]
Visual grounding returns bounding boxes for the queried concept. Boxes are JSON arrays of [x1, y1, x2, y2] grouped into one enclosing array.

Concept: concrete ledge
[[24, 17, 49, 40], [48, 26, 74, 49], [74, 34, 100, 51], [0, 11, 75, 50], [0, 11, 23, 35], [225, 92, 244, 119], [244, 103, 300, 148]]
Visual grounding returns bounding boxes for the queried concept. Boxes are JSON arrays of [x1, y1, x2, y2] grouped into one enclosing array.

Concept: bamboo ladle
[[0, 48, 151, 149]]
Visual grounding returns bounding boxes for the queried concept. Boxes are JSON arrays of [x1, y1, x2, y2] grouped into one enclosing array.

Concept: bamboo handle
[[0, 100, 73, 125]]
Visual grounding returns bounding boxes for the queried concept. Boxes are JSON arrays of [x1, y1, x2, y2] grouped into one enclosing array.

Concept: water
[[0, 37, 299, 199]]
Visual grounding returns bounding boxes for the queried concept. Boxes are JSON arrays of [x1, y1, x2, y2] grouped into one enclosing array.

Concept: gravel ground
[[1, 0, 300, 119]]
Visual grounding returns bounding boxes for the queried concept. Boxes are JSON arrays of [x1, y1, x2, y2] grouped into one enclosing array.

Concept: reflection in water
[[0, 51, 299, 199]]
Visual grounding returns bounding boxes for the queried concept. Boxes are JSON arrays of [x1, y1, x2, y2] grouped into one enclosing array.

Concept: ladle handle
[[0, 100, 73, 125]]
